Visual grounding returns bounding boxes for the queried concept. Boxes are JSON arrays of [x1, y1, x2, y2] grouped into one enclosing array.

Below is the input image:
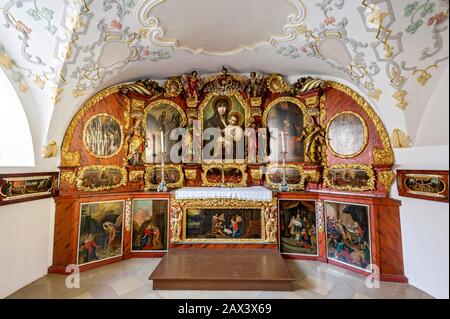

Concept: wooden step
[[149, 249, 296, 291]]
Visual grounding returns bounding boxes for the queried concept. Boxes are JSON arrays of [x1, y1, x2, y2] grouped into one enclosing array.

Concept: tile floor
[[6, 258, 433, 299]]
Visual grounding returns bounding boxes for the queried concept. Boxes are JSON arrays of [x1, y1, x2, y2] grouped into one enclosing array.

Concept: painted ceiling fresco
[[0, 0, 448, 150]]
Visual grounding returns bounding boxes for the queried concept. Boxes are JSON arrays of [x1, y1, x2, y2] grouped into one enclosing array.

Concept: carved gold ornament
[[323, 164, 375, 192], [75, 165, 128, 192], [164, 77, 183, 97], [120, 79, 163, 98], [390, 129, 411, 148], [129, 171, 144, 183], [60, 171, 77, 185], [326, 111, 369, 159], [305, 96, 319, 108], [184, 169, 197, 181], [250, 97, 262, 107], [201, 163, 248, 187], [326, 82, 394, 165], [265, 164, 306, 190], [144, 165, 184, 190], [304, 170, 321, 183], [267, 74, 290, 94], [250, 168, 263, 181], [61, 86, 123, 166], [378, 171, 395, 193]]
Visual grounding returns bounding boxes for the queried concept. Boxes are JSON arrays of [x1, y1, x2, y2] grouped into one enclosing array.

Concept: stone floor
[[6, 258, 433, 299]]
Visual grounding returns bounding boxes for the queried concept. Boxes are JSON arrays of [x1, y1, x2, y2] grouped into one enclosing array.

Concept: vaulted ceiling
[[0, 0, 448, 167]]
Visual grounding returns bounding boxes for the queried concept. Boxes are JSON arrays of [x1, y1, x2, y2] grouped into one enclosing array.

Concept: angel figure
[[244, 71, 266, 98], [181, 70, 203, 100], [102, 214, 123, 251]]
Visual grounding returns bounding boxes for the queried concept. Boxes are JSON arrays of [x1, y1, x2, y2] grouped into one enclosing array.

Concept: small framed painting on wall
[[396, 170, 448, 203], [0, 172, 59, 205]]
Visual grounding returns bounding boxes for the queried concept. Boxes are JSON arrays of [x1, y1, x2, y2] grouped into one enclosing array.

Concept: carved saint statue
[[245, 71, 266, 98], [127, 118, 147, 166], [300, 117, 325, 164]]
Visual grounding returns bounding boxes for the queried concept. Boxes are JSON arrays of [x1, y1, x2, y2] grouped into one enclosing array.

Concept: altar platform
[[150, 249, 296, 291]]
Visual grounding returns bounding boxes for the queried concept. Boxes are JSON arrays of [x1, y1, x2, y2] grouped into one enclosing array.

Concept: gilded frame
[[75, 165, 128, 192], [323, 164, 375, 192], [326, 111, 369, 159], [144, 164, 185, 190], [199, 92, 251, 163], [265, 163, 306, 190], [201, 163, 248, 187], [172, 198, 277, 244], [82, 113, 124, 159]]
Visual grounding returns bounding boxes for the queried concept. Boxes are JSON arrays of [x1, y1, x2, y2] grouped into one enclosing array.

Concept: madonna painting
[[202, 96, 247, 161]]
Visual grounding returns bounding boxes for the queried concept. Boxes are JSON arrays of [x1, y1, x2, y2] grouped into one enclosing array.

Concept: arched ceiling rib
[[0, 0, 448, 157]]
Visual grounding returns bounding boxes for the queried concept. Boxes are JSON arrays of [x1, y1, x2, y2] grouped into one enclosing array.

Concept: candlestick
[[281, 131, 285, 153], [157, 130, 167, 192], [160, 130, 164, 153], [278, 150, 290, 192]]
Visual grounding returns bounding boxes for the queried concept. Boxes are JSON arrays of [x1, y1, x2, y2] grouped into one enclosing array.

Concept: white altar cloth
[[174, 186, 273, 201]]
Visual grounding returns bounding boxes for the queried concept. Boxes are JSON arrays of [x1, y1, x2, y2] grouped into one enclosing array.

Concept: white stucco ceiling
[[0, 0, 448, 168]]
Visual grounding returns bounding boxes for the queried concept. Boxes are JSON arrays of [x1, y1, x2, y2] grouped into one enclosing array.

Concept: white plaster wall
[[415, 66, 449, 147], [393, 145, 449, 299], [0, 198, 55, 298]]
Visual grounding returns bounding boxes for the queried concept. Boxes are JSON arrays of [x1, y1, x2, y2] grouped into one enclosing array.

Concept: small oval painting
[[327, 112, 367, 157], [83, 114, 122, 158]]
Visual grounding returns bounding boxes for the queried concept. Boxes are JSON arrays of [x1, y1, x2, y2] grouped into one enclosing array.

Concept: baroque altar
[[50, 68, 406, 283]]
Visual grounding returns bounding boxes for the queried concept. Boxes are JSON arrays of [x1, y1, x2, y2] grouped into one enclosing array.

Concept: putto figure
[[244, 71, 266, 98], [181, 70, 204, 100]]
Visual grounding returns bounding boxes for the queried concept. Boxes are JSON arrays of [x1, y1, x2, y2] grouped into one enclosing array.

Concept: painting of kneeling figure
[[279, 200, 317, 256], [325, 202, 371, 271], [185, 209, 262, 240]]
